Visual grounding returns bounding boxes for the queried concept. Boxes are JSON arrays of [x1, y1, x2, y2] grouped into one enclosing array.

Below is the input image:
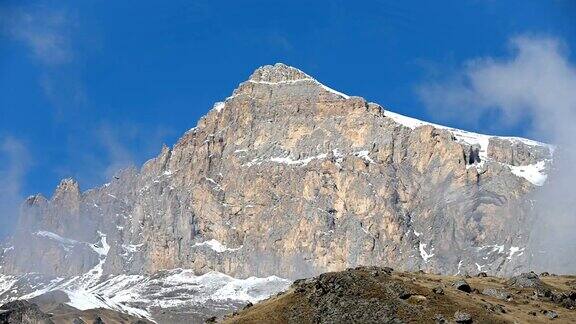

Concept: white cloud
[[56, 123, 174, 189], [417, 35, 576, 273], [0, 4, 86, 114], [96, 124, 137, 179], [0, 6, 72, 66], [0, 137, 32, 238], [417, 35, 576, 141]]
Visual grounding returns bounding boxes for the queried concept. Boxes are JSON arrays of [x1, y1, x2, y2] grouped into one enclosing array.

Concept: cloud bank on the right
[[418, 35, 576, 273]]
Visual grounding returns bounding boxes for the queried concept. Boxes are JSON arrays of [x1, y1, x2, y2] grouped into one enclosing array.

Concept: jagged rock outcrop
[[0, 300, 53, 324], [0, 63, 554, 281], [488, 137, 551, 166]]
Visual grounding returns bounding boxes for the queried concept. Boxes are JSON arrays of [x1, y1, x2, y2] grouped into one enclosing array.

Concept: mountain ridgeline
[[1, 64, 555, 282]]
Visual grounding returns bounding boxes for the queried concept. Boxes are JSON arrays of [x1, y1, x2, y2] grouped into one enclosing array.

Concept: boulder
[[453, 280, 472, 293], [454, 311, 473, 323], [507, 272, 544, 289], [482, 288, 511, 300]]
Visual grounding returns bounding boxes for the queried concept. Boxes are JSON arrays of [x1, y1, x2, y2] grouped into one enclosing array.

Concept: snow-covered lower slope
[[0, 268, 290, 322], [1, 230, 290, 322]]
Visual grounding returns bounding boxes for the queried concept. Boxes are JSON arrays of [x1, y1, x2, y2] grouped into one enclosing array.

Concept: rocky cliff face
[[0, 64, 554, 282]]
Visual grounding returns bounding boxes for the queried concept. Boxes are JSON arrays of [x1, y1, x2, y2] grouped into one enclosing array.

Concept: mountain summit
[[0, 64, 554, 320], [248, 63, 314, 82]]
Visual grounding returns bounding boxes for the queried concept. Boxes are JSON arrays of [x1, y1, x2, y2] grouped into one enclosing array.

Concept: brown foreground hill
[[221, 266, 576, 324]]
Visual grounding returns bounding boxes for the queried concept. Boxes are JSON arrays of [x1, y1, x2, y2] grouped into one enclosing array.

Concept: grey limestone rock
[[454, 310, 473, 323], [482, 288, 511, 300], [488, 137, 551, 166], [507, 272, 544, 289]]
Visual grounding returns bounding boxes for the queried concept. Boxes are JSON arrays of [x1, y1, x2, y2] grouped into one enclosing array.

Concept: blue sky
[[0, 0, 575, 236]]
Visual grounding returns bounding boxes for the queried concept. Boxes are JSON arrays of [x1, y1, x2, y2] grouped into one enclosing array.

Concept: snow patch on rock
[[507, 246, 525, 260], [246, 72, 350, 99], [243, 149, 377, 167], [34, 231, 79, 251], [213, 102, 225, 113], [419, 243, 435, 262], [353, 150, 375, 164], [193, 239, 242, 253], [508, 161, 549, 186]]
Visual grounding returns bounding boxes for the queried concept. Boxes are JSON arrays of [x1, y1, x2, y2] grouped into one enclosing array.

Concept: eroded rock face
[[0, 63, 554, 280], [488, 137, 551, 166]]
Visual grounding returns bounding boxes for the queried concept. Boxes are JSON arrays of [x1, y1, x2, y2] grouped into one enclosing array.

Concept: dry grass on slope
[[220, 267, 576, 324]]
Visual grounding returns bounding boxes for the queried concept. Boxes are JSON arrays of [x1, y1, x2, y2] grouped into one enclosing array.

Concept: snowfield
[[2, 231, 289, 322], [0, 268, 290, 322]]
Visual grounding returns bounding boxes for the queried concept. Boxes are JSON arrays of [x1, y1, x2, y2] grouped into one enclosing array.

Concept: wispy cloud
[[1, 5, 171, 195], [0, 6, 73, 66], [0, 137, 32, 239], [265, 31, 293, 52], [57, 122, 174, 189], [96, 124, 137, 180], [417, 35, 576, 273], [0, 4, 84, 114], [417, 35, 576, 138]]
